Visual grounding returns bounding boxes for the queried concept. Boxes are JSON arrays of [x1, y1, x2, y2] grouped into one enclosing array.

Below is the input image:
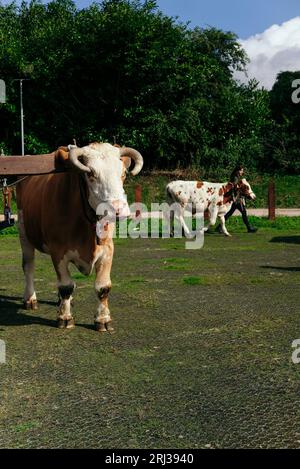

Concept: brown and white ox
[[166, 179, 256, 237], [16, 143, 143, 331]]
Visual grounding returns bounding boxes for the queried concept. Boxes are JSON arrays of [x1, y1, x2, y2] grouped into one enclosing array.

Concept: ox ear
[[55, 146, 70, 165], [120, 156, 132, 170]]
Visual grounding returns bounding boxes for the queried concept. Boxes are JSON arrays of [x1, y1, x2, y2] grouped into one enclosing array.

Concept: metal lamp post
[[13, 78, 30, 156]]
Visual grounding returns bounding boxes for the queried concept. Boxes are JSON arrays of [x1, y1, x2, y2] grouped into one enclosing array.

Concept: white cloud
[[235, 17, 300, 90]]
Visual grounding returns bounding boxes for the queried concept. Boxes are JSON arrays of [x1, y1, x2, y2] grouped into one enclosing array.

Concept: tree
[[0, 0, 292, 174], [268, 71, 300, 173]]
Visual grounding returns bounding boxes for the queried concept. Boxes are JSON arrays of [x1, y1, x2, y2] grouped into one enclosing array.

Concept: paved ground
[[242, 208, 300, 217], [2, 208, 300, 222], [0, 231, 300, 448]]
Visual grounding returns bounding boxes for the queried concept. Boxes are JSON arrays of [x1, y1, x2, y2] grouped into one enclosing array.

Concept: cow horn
[[68, 145, 91, 173], [119, 147, 143, 176]]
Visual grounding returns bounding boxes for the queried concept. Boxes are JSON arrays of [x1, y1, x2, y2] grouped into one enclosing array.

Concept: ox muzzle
[[96, 199, 131, 222]]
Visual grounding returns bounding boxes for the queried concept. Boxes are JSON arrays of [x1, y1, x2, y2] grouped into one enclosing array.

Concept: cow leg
[[94, 241, 114, 332], [54, 257, 75, 329], [204, 206, 218, 232], [18, 213, 38, 310], [169, 208, 175, 237], [175, 205, 193, 238], [168, 205, 189, 238], [219, 215, 231, 237], [165, 191, 175, 237]]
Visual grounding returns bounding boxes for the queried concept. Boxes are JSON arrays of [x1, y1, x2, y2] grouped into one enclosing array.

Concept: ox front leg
[[94, 240, 114, 333], [54, 257, 75, 329]]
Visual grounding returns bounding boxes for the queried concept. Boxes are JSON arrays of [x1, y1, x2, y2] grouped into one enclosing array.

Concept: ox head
[[59, 142, 143, 221], [237, 178, 256, 201]]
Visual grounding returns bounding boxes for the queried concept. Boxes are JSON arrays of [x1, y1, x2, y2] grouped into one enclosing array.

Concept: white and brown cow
[[166, 179, 256, 237], [16, 142, 143, 331]]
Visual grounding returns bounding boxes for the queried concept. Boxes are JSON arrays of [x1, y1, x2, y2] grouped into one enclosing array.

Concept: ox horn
[[68, 144, 91, 174], [119, 147, 143, 176]]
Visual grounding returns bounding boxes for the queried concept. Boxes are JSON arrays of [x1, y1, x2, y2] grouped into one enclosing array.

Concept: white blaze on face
[[83, 143, 130, 220]]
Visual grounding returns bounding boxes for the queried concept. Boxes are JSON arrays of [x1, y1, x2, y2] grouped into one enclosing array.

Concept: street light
[[13, 78, 30, 155]]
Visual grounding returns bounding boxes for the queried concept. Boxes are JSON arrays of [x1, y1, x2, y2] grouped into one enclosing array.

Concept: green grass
[[220, 215, 300, 232], [183, 276, 206, 285], [0, 225, 18, 236], [1, 228, 300, 448], [1, 216, 300, 239], [251, 174, 300, 208], [15, 422, 38, 433]]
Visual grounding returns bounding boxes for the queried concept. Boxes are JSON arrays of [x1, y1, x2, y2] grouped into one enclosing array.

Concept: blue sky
[[157, 0, 300, 39], [2, 0, 300, 38], [65, 0, 300, 39]]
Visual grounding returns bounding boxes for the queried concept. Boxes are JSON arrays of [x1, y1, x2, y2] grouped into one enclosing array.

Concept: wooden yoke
[[0, 152, 67, 176]]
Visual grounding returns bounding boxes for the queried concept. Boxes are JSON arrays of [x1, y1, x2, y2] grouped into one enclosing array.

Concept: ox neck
[[78, 174, 97, 226]]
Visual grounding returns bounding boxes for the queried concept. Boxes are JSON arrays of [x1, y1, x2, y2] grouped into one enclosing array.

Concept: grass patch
[[72, 273, 88, 280], [118, 276, 148, 290], [216, 216, 300, 232], [183, 276, 207, 285], [163, 257, 190, 264], [15, 422, 38, 433]]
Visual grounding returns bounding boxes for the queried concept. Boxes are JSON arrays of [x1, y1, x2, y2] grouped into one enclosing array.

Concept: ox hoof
[[23, 300, 38, 311], [57, 318, 75, 329], [95, 321, 114, 333]]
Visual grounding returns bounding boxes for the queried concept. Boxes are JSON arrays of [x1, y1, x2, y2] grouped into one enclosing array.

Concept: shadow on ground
[[261, 266, 300, 272], [0, 295, 96, 331], [0, 295, 58, 328], [270, 236, 300, 245]]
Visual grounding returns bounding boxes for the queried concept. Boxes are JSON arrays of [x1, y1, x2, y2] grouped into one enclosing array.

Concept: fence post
[[268, 179, 276, 220], [135, 184, 142, 218]]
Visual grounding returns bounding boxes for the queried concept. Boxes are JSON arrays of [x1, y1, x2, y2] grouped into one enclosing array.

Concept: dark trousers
[[225, 201, 252, 230]]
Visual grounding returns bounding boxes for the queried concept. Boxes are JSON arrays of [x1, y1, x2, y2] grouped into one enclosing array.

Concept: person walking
[[217, 164, 257, 233]]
